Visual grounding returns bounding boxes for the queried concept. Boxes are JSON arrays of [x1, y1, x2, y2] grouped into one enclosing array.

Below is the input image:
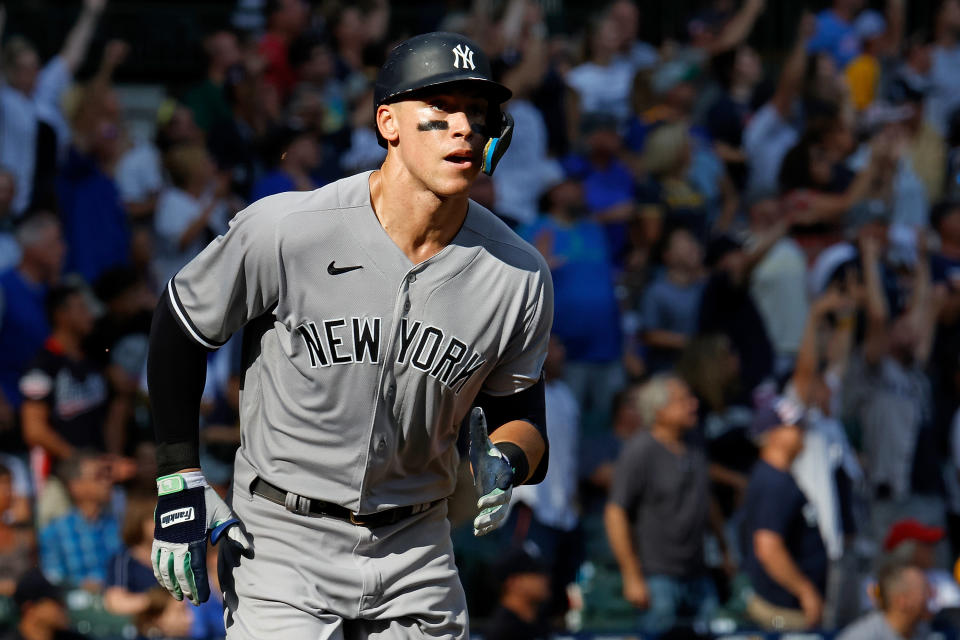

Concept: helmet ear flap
[[481, 111, 514, 176]]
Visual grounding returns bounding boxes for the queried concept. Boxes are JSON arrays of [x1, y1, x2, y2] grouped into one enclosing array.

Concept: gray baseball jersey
[[167, 170, 553, 513]]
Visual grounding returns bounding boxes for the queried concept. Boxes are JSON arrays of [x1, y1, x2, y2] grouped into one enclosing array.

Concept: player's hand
[[152, 471, 250, 605], [469, 407, 514, 537]]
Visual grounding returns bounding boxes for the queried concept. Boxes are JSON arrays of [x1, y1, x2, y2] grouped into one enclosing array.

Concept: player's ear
[[377, 104, 400, 145]]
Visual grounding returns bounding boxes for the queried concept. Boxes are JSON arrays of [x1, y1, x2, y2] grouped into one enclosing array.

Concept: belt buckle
[[349, 511, 366, 526]]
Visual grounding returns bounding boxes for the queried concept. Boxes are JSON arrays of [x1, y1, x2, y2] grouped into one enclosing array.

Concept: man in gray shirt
[[145, 32, 553, 639], [605, 374, 726, 635]]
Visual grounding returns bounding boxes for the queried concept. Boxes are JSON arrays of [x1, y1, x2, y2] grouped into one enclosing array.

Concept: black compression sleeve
[[148, 294, 209, 475], [474, 376, 549, 485]]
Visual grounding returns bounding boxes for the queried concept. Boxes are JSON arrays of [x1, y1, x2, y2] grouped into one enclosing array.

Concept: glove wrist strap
[[493, 441, 528, 488], [157, 471, 207, 495]]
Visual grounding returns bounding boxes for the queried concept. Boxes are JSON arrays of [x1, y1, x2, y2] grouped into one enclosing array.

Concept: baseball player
[[146, 32, 552, 639]]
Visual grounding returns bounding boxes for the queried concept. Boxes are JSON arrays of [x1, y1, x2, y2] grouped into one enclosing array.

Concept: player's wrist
[[492, 441, 528, 487], [156, 470, 208, 496]]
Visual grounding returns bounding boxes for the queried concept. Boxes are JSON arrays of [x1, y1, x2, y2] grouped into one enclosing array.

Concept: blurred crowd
[[1, 0, 960, 638]]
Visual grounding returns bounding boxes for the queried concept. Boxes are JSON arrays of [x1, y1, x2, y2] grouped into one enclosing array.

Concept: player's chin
[[433, 164, 480, 195]]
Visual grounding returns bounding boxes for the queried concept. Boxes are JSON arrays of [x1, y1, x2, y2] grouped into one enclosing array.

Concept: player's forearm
[[489, 419, 545, 484], [147, 293, 208, 476]]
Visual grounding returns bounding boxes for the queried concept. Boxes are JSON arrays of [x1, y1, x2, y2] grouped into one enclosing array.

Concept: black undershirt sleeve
[[148, 294, 210, 476], [474, 376, 549, 485]]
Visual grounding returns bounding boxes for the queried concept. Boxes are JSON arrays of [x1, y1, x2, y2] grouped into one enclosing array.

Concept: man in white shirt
[[0, 0, 107, 216]]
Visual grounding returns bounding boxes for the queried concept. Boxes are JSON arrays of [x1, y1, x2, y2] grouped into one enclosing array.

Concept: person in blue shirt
[[39, 451, 121, 589], [740, 398, 828, 632], [521, 176, 623, 427], [57, 117, 130, 284], [807, 0, 865, 69], [561, 114, 637, 265], [0, 212, 64, 422], [250, 123, 321, 202]]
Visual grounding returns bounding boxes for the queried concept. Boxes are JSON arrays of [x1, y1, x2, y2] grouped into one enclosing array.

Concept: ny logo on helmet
[[452, 44, 475, 70]]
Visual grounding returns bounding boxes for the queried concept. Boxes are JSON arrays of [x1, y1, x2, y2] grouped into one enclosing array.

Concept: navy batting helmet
[[374, 32, 514, 175]]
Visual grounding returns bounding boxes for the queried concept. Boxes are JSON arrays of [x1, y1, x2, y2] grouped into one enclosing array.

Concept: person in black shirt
[[19, 282, 122, 460], [1, 568, 89, 640], [741, 396, 828, 632], [485, 546, 552, 640]]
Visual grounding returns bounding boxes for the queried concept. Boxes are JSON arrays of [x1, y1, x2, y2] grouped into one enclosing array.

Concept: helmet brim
[[378, 75, 512, 107]]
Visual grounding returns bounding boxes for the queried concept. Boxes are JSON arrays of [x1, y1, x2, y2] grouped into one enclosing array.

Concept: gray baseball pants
[[218, 454, 469, 639]]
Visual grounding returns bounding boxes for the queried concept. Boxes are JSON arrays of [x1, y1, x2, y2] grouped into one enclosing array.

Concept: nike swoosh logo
[[328, 261, 363, 275]]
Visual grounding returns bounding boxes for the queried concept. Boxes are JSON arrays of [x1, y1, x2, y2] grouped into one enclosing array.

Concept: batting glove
[[152, 471, 250, 605], [469, 407, 515, 537]]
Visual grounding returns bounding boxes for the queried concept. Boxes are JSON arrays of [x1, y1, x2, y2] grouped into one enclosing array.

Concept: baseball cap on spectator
[[854, 10, 887, 41], [494, 543, 547, 584], [13, 568, 63, 609], [847, 199, 891, 230], [651, 60, 699, 96], [580, 112, 619, 137], [704, 233, 742, 267], [749, 395, 806, 442], [808, 243, 858, 297], [884, 519, 944, 552]]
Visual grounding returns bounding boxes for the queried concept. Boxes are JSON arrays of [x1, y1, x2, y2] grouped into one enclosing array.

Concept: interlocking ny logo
[[452, 44, 475, 70]]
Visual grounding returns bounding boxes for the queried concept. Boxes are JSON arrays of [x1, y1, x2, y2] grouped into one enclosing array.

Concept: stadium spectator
[[485, 545, 552, 640], [103, 493, 155, 615], [39, 451, 121, 589], [882, 519, 960, 614], [741, 397, 828, 631], [580, 384, 643, 499], [607, 0, 658, 74], [807, 0, 866, 69], [706, 43, 764, 191], [57, 113, 130, 285], [184, 30, 243, 133], [743, 14, 812, 198], [0, 0, 106, 215], [565, 14, 636, 137], [842, 235, 940, 539], [0, 212, 65, 416], [0, 169, 20, 272], [523, 176, 622, 427], [837, 561, 931, 640], [563, 114, 637, 266], [605, 375, 724, 635], [251, 123, 320, 201], [20, 282, 123, 459], [509, 335, 581, 621], [0, 462, 35, 597], [698, 231, 779, 395], [153, 145, 233, 285], [640, 227, 706, 373], [492, 22, 563, 228], [4, 568, 88, 640], [208, 61, 273, 201], [258, 0, 311, 103], [928, 0, 960, 136], [133, 588, 194, 640], [747, 193, 809, 375], [115, 100, 202, 222]]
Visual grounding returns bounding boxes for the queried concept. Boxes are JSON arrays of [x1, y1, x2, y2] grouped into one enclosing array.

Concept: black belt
[[250, 476, 442, 528]]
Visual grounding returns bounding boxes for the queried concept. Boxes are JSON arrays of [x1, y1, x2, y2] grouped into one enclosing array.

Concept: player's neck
[[369, 168, 469, 265]]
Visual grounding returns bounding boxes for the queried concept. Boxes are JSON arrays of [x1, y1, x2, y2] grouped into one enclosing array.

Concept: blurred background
[[1, 0, 960, 638]]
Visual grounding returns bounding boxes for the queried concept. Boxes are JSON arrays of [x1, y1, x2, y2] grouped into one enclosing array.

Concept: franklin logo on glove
[[160, 507, 195, 528]]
